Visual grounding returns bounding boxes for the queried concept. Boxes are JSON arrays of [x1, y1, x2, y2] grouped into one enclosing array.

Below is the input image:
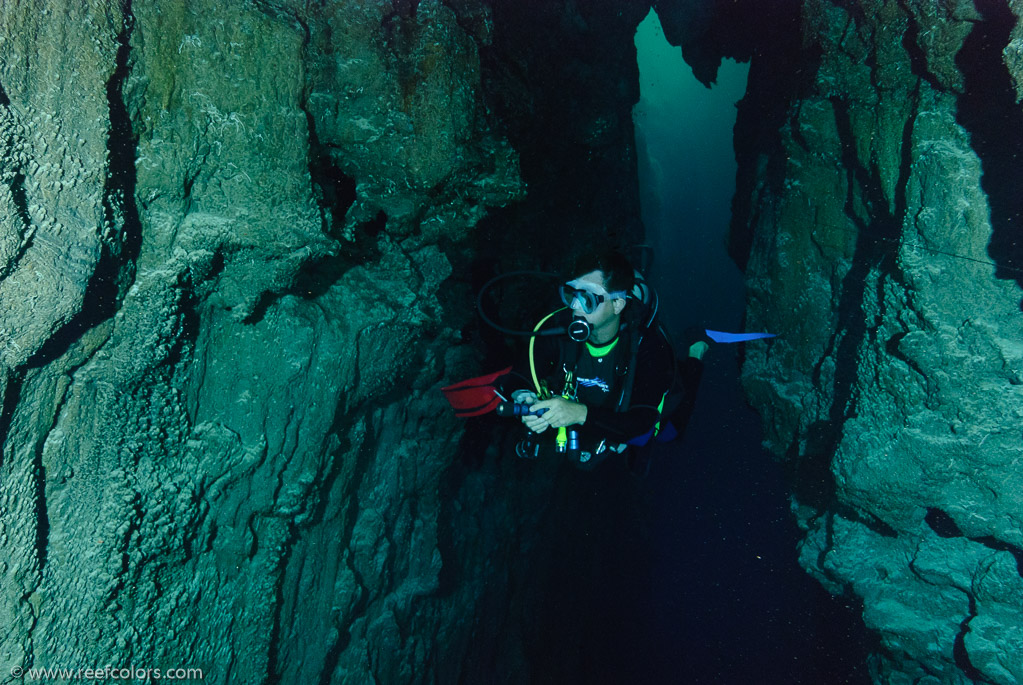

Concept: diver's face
[[566, 270, 625, 335]]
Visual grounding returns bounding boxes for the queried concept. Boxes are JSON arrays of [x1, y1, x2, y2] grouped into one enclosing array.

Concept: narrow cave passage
[[531, 11, 878, 684]]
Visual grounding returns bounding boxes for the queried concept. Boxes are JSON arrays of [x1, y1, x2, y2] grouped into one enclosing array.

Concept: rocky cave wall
[[0, 0, 678, 683], [0, 1, 533, 682], [734, 0, 1023, 682]]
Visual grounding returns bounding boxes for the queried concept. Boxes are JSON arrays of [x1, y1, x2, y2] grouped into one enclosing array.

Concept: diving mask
[[558, 281, 628, 315]]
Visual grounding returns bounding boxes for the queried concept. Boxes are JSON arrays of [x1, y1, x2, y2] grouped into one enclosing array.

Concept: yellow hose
[[529, 308, 566, 395]]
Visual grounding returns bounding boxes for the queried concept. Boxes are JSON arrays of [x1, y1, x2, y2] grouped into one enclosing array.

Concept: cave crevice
[[31, 416, 54, 574], [301, 100, 358, 240], [18, 583, 39, 673], [313, 413, 381, 685], [0, 90, 33, 283], [924, 506, 964, 538], [0, 370, 24, 468], [251, 0, 311, 45], [924, 507, 1023, 577], [952, 593, 988, 682], [884, 329, 940, 410], [972, 535, 1023, 578], [955, 0, 1023, 298], [32, 2, 143, 371], [163, 279, 202, 376], [897, 0, 944, 92], [837, 504, 900, 538], [241, 208, 385, 326], [807, 91, 915, 467], [265, 519, 300, 684], [102, 0, 143, 292]]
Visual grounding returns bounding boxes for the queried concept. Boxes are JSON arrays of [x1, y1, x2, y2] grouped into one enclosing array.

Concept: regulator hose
[[475, 270, 571, 338]]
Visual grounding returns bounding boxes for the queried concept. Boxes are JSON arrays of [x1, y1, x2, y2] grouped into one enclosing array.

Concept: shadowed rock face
[[0, 1, 528, 681], [733, 0, 1023, 681]]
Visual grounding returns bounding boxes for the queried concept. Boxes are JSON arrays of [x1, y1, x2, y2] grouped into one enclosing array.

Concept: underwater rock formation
[[734, 0, 1023, 682], [0, 0, 674, 680], [0, 0, 528, 681]]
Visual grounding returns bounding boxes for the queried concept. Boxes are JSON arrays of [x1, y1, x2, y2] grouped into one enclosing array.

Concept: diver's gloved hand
[[682, 326, 712, 361], [511, 389, 536, 403], [512, 390, 548, 433], [530, 396, 588, 429]]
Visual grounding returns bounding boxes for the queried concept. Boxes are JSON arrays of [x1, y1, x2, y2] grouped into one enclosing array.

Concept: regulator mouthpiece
[[567, 318, 591, 342]]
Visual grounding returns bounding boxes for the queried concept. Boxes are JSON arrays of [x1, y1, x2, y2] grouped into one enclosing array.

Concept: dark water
[[528, 366, 873, 684], [525, 13, 873, 684]]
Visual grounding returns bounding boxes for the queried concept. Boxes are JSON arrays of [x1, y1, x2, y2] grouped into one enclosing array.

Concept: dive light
[[496, 402, 548, 417]]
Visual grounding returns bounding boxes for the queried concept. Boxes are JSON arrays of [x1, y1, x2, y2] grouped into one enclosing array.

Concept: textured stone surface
[[0, 1, 527, 682], [734, 0, 1023, 681]]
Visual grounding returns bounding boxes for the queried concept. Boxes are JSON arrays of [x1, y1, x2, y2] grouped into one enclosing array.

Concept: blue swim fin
[[704, 329, 776, 343]]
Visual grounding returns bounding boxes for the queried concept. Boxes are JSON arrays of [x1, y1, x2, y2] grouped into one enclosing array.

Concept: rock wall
[[0, 1, 532, 682], [734, 0, 1023, 682]]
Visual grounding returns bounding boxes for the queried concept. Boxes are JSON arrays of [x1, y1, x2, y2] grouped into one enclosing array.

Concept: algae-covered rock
[[0, 0, 526, 682], [734, 0, 1023, 681]]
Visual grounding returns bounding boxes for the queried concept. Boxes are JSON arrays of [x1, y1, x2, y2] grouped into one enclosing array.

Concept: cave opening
[[625, 10, 874, 684], [505, 10, 876, 684]]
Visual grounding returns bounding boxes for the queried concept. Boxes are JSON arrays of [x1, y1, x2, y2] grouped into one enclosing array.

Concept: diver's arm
[[668, 353, 705, 437]]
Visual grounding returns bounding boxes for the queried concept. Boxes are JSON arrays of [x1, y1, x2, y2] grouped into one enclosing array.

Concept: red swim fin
[[441, 366, 512, 418]]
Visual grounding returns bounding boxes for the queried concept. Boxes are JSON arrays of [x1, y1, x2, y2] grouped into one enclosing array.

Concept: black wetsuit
[[512, 310, 702, 467]]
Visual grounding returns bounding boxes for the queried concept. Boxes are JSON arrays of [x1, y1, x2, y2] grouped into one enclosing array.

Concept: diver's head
[[559, 250, 633, 344]]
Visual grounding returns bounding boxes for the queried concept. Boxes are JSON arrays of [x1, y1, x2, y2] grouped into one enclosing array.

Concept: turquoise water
[[624, 11, 872, 684], [634, 10, 748, 336]]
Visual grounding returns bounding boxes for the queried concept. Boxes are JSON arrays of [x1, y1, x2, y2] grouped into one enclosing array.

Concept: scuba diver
[[503, 249, 708, 472], [442, 248, 773, 469]]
